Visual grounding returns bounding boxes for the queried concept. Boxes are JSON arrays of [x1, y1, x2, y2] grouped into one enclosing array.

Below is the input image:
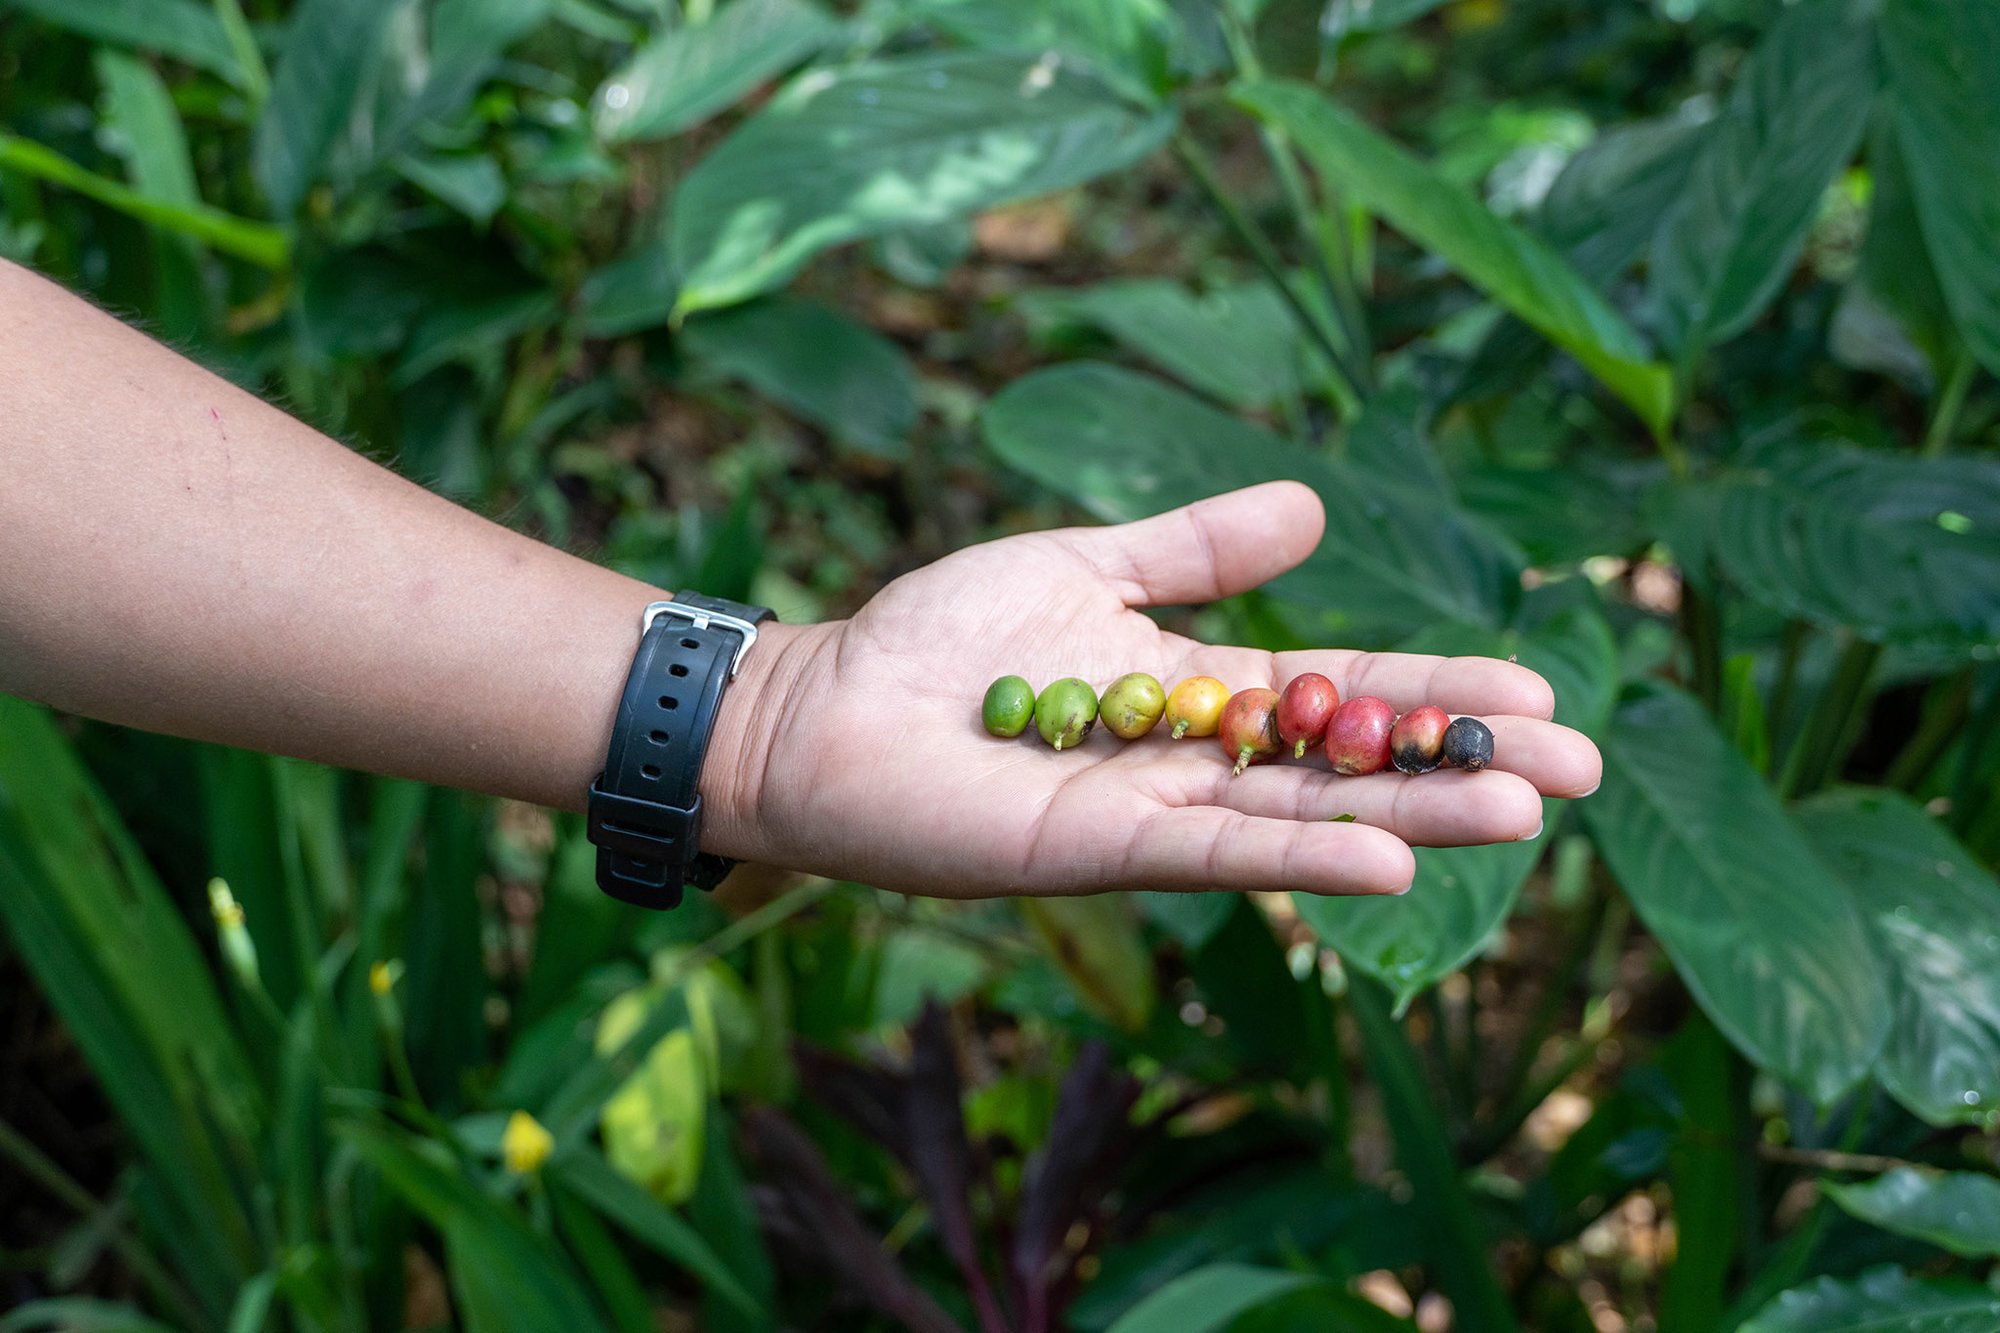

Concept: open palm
[[710, 483, 1601, 898]]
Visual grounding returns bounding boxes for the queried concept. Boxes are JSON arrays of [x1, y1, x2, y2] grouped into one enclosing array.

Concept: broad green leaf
[[1795, 788, 2000, 1126], [0, 699, 262, 1307], [1705, 446, 2000, 652], [671, 52, 1176, 315], [1583, 687, 1888, 1104], [1881, 0, 2000, 376], [1646, 0, 1878, 366], [1139, 891, 1237, 951], [982, 364, 1521, 640], [682, 295, 917, 456], [1233, 79, 1673, 437], [907, 0, 1180, 100], [389, 0, 555, 139], [0, 134, 288, 269], [1105, 1264, 1326, 1333], [872, 929, 987, 1029], [1824, 1169, 2000, 1258], [253, 0, 403, 216], [395, 153, 506, 225], [1226, 1288, 1417, 1332], [1739, 1267, 2000, 1333], [595, 0, 840, 142], [1018, 277, 1321, 410], [1297, 608, 1615, 1009], [1854, 109, 1957, 380], [1, 0, 241, 85], [341, 1122, 607, 1333], [1455, 115, 1704, 405]]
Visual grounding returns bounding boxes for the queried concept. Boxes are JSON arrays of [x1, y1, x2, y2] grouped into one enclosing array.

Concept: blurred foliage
[[2, 0, 1999, 1329]]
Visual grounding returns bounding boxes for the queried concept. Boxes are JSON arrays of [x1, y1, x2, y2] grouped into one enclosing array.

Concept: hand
[[706, 482, 1602, 898]]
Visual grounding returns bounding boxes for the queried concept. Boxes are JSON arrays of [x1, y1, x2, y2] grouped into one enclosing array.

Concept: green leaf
[[1583, 686, 1888, 1104], [982, 364, 1521, 640], [1824, 1169, 2000, 1258], [0, 1299, 183, 1333], [1297, 608, 1616, 1009], [555, 1149, 763, 1318], [341, 1121, 608, 1333], [682, 295, 918, 456], [0, 699, 262, 1307], [1738, 1267, 2000, 1332], [253, 0, 404, 216], [1139, 891, 1237, 951], [671, 51, 1176, 315], [1232, 79, 1673, 437], [595, 0, 840, 142], [1104, 1264, 1326, 1333], [1, 0, 242, 86], [1854, 109, 1958, 380], [1018, 277, 1321, 410], [1881, 0, 2000, 377], [1321, 0, 1451, 37], [907, 0, 1180, 100], [395, 153, 507, 226], [0, 133, 289, 269], [94, 48, 204, 334], [1705, 446, 2000, 652], [1646, 0, 1878, 366], [1794, 788, 2000, 1126]]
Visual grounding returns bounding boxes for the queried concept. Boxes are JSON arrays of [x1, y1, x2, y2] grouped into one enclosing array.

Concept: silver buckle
[[641, 601, 760, 679]]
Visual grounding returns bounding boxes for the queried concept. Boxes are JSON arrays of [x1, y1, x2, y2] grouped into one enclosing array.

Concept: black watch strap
[[588, 592, 774, 910]]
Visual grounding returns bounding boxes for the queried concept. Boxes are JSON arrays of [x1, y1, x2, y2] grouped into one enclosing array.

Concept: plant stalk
[[1173, 135, 1365, 418], [1921, 349, 1975, 457], [1778, 635, 1882, 799]]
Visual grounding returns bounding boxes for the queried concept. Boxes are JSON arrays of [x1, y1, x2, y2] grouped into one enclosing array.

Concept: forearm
[[0, 259, 789, 832]]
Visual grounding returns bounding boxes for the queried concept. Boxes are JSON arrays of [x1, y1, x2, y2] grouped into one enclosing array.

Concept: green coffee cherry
[[1035, 677, 1098, 751], [982, 675, 1036, 738], [1100, 672, 1166, 740]]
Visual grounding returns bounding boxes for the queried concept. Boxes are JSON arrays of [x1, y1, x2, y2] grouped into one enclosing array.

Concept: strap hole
[[669, 663, 689, 678], [649, 730, 668, 744], [657, 696, 678, 710], [642, 764, 661, 780], [681, 637, 700, 649]]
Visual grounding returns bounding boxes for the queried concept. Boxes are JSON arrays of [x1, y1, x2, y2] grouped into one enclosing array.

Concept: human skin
[[0, 259, 1601, 898]]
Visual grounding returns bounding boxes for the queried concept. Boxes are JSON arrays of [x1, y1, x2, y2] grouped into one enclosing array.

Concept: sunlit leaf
[[594, 0, 840, 142], [253, 0, 403, 216], [671, 52, 1175, 314], [1104, 1264, 1327, 1333], [1234, 79, 1674, 437]]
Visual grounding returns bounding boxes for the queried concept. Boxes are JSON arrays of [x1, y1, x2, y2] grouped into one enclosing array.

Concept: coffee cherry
[[1442, 716, 1495, 772], [1324, 696, 1396, 775], [1100, 672, 1167, 740], [1277, 673, 1340, 759], [1390, 705, 1449, 775], [1165, 676, 1230, 740], [1219, 687, 1283, 776], [981, 675, 1036, 738], [1035, 677, 1098, 751]]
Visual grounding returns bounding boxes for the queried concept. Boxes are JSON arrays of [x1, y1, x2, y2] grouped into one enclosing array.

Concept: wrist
[[694, 618, 833, 866]]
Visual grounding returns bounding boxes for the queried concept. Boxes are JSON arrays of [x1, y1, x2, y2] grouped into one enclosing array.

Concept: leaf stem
[[1777, 634, 1882, 799], [1172, 134, 1364, 420], [1921, 349, 1975, 457], [1884, 669, 1974, 792]]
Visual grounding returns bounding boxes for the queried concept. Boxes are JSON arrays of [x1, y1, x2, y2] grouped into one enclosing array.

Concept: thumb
[[1054, 481, 1325, 608]]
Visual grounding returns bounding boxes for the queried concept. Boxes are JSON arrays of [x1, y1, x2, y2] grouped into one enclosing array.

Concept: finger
[[1206, 765, 1546, 846], [1054, 481, 1325, 609], [1483, 717, 1601, 797], [1267, 648, 1558, 720], [1121, 805, 1415, 896]]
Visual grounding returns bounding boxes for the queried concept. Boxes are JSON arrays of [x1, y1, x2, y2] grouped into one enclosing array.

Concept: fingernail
[[1578, 781, 1601, 799], [1518, 819, 1544, 841]]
